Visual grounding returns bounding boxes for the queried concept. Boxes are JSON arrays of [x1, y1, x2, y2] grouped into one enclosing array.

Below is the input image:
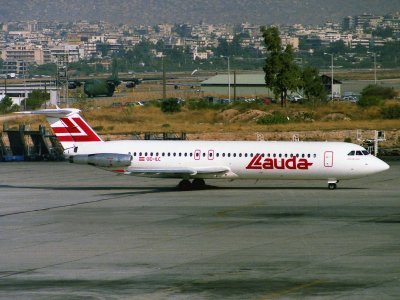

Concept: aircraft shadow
[[0, 184, 366, 193]]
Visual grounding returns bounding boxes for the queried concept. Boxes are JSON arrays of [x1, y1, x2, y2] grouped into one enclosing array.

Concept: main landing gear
[[328, 179, 339, 190], [178, 179, 206, 190]]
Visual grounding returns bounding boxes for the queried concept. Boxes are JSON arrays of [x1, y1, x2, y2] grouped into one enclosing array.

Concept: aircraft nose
[[375, 159, 390, 173]]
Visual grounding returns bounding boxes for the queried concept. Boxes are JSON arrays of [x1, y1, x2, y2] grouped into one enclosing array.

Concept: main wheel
[[192, 178, 206, 189], [178, 179, 192, 191], [328, 183, 337, 190]]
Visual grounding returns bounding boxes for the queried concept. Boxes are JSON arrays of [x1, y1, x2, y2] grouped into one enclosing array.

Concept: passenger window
[[245, 153, 248, 157], [233, 153, 236, 157], [273, 153, 276, 158], [313, 154, 317, 158], [133, 152, 136, 156], [222, 153, 225, 157], [228, 153, 231, 157], [356, 151, 363, 156], [239, 153, 242, 157]]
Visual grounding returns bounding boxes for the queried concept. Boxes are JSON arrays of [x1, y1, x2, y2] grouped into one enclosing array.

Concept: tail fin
[[17, 108, 103, 151]]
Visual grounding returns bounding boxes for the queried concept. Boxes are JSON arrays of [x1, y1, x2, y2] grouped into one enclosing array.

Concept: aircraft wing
[[126, 166, 231, 178]]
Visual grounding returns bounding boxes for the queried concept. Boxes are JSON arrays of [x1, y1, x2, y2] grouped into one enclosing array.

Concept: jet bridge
[[1, 124, 64, 161]]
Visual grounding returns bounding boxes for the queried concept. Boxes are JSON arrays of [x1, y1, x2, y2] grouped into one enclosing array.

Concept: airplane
[[19, 108, 390, 190]]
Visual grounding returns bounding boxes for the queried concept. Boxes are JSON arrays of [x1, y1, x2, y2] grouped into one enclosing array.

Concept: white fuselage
[[66, 140, 389, 181]]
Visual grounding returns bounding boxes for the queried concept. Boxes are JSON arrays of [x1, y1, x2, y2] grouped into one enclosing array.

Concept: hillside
[[1, 0, 399, 25]]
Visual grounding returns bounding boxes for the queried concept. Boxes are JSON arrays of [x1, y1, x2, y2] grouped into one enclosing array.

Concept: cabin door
[[324, 151, 334, 167]]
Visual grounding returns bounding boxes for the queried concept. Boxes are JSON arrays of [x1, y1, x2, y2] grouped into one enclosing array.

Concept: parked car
[[287, 95, 303, 103], [342, 95, 359, 103]]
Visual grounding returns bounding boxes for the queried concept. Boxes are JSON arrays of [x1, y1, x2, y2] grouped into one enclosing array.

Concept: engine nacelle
[[70, 153, 132, 168]]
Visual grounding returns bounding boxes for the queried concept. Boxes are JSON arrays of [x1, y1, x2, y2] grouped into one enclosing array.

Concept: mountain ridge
[[0, 0, 399, 25]]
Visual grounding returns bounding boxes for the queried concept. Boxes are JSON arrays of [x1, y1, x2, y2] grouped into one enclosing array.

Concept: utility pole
[[227, 56, 231, 101], [374, 53, 377, 85], [324, 53, 334, 100], [233, 70, 236, 102], [330, 54, 333, 100], [162, 56, 166, 101]]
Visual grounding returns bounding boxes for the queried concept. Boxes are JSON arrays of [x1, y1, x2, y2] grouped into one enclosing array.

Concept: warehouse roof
[[201, 73, 265, 86]]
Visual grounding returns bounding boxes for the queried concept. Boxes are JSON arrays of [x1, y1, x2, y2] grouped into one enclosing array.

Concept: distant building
[[321, 75, 342, 98], [1, 60, 28, 76], [343, 16, 355, 31], [201, 73, 274, 98], [1, 44, 47, 65]]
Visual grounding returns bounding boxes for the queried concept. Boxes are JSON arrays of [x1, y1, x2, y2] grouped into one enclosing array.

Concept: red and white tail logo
[[51, 115, 102, 143]]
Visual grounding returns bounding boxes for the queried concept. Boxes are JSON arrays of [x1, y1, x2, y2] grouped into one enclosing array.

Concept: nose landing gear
[[328, 179, 339, 190]]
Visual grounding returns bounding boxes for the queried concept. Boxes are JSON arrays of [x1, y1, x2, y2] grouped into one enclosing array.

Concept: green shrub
[[344, 137, 352, 143], [257, 111, 289, 125], [161, 98, 181, 113], [381, 104, 400, 119], [187, 99, 223, 110], [92, 125, 104, 131], [358, 95, 383, 107], [358, 85, 395, 107]]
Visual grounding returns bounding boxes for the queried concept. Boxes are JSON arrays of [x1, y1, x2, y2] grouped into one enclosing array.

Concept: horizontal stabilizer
[[16, 108, 81, 118]]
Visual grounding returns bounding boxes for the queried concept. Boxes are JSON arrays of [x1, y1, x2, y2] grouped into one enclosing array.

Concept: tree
[[261, 26, 301, 107], [301, 66, 327, 105], [0, 95, 19, 114], [74, 88, 93, 112], [24, 90, 50, 110]]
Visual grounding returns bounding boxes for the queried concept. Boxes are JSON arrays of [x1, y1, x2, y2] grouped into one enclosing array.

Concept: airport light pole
[[220, 56, 231, 101], [374, 52, 377, 85], [227, 56, 231, 101], [324, 53, 334, 100]]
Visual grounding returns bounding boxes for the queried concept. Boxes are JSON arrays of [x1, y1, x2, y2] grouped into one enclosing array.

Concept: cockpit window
[[349, 150, 369, 156]]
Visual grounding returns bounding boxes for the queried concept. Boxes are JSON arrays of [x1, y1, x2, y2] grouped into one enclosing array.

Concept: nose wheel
[[328, 183, 337, 190], [327, 179, 338, 190]]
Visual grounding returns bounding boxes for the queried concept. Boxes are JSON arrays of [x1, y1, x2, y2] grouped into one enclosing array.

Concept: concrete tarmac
[[0, 161, 399, 299]]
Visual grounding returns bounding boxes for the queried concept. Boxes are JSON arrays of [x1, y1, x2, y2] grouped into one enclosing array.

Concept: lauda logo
[[51, 117, 101, 142], [246, 154, 313, 170]]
